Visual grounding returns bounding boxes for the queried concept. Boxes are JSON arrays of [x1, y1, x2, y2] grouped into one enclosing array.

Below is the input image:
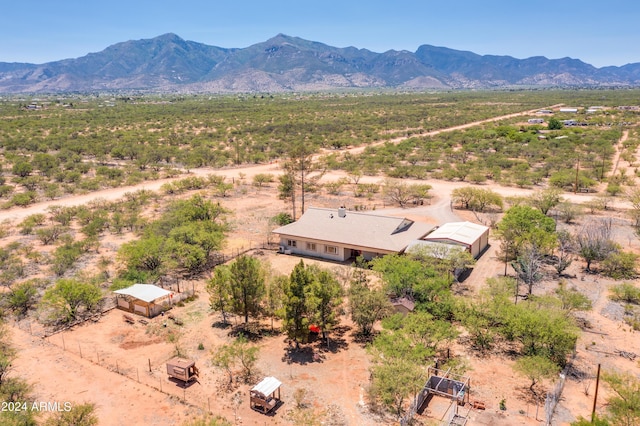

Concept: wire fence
[[544, 351, 577, 425], [37, 329, 215, 415]]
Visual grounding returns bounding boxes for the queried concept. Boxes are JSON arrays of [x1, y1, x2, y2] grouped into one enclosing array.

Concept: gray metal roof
[[273, 207, 433, 253]]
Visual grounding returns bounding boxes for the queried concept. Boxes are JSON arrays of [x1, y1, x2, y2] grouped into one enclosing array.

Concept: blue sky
[[1, 1, 638, 67]]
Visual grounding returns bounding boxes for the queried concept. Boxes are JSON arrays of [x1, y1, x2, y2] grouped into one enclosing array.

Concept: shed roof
[[113, 284, 172, 303], [251, 376, 282, 397], [424, 222, 488, 246], [273, 207, 433, 253], [167, 357, 195, 369]]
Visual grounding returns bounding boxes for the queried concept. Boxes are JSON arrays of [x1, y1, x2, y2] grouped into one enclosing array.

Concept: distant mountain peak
[[0, 33, 637, 93]]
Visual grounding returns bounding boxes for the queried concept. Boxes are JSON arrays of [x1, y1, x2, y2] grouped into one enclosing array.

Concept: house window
[[306, 243, 316, 251], [286, 240, 297, 248], [324, 245, 338, 255]]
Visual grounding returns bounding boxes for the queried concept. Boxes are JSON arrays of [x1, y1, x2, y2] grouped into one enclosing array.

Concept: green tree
[[529, 187, 563, 215], [12, 161, 32, 178], [281, 261, 312, 347], [514, 355, 560, 395], [601, 370, 640, 426], [496, 205, 556, 273], [305, 265, 343, 345], [228, 255, 265, 324], [278, 172, 296, 219], [44, 402, 98, 426], [207, 265, 232, 325], [6, 281, 38, 317], [41, 279, 102, 324], [348, 269, 392, 336], [548, 117, 563, 130], [282, 142, 323, 217], [252, 173, 274, 187], [601, 251, 638, 280]]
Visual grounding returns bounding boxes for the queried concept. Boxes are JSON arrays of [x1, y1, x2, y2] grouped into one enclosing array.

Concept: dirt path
[[0, 104, 565, 225]]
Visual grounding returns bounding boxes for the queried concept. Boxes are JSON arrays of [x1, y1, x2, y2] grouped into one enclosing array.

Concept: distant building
[[559, 108, 578, 113], [528, 118, 545, 124]]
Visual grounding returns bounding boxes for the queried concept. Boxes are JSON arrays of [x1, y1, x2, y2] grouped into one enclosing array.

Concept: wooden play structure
[[400, 366, 471, 426], [166, 358, 199, 384], [250, 376, 282, 414]]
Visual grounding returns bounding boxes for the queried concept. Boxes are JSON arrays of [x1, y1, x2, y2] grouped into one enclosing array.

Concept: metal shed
[[166, 357, 199, 384]]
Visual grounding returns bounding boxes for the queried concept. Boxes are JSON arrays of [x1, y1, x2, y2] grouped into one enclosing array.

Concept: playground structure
[[401, 366, 472, 426], [250, 376, 282, 414]]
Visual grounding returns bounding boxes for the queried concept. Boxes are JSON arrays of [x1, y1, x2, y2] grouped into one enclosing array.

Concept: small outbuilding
[[390, 296, 415, 315], [422, 222, 489, 259], [250, 376, 282, 414], [166, 357, 199, 384], [114, 283, 173, 318]]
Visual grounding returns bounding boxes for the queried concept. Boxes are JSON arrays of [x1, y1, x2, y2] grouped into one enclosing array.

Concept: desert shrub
[[610, 282, 640, 304], [271, 212, 293, 226], [601, 252, 638, 279]]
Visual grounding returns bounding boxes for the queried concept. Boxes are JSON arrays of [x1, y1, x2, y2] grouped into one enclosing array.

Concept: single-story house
[[114, 283, 174, 318], [527, 118, 545, 124], [421, 221, 489, 259], [273, 207, 433, 261]]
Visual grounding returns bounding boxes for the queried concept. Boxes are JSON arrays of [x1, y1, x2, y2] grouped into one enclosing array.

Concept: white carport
[[114, 284, 173, 318]]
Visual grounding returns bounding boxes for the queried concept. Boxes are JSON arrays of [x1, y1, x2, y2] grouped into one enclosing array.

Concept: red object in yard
[[309, 325, 320, 334]]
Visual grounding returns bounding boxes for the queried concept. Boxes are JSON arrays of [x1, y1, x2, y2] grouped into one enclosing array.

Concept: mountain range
[[1, 33, 639, 93]]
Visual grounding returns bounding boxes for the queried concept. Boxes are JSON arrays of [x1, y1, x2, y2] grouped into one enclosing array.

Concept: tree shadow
[[227, 322, 277, 341], [282, 346, 325, 365], [312, 325, 350, 354], [351, 330, 377, 347]]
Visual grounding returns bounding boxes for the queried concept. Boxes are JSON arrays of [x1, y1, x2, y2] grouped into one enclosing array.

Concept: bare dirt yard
[[3, 112, 639, 425]]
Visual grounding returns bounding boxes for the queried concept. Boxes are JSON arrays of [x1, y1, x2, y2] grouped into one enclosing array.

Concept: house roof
[[424, 221, 488, 246], [251, 376, 282, 397], [273, 207, 433, 253], [113, 284, 172, 303]]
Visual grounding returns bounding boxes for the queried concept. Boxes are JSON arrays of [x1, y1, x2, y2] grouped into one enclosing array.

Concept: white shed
[[423, 222, 489, 259]]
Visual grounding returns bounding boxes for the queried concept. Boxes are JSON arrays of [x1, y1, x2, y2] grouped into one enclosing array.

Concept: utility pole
[[591, 363, 601, 423]]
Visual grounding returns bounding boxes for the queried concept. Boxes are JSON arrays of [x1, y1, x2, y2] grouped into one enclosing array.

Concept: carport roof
[[113, 284, 172, 303]]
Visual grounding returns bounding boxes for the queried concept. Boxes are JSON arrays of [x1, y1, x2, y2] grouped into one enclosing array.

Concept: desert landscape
[[0, 92, 639, 426]]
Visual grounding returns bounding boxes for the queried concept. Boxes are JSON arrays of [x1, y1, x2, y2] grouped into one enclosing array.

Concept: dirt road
[[2, 102, 621, 226]]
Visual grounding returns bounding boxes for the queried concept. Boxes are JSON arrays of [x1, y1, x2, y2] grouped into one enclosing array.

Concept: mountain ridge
[[0, 33, 638, 93]]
